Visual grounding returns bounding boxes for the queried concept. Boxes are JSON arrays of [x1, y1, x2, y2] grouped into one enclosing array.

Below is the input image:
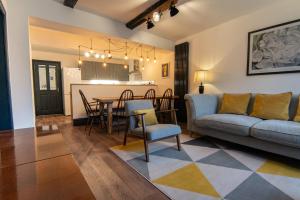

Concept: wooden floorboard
[[57, 118, 171, 200]]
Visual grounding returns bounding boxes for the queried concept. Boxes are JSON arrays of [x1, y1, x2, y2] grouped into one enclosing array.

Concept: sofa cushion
[[194, 114, 262, 136], [251, 120, 300, 148], [132, 124, 181, 141]]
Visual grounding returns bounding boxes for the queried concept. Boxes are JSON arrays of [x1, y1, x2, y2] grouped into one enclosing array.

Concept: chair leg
[[176, 135, 181, 151], [85, 118, 90, 132], [88, 118, 94, 136], [143, 140, 149, 162]]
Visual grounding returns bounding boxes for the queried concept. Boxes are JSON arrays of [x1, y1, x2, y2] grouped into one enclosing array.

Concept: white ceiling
[[73, 0, 278, 41]]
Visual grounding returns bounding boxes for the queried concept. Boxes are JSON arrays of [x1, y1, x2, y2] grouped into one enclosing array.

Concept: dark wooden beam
[[63, 0, 79, 8], [126, 0, 174, 30]]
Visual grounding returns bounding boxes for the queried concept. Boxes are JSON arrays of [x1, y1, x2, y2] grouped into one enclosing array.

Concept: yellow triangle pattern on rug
[[257, 160, 300, 179], [153, 163, 220, 198], [111, 140, 145, 153]]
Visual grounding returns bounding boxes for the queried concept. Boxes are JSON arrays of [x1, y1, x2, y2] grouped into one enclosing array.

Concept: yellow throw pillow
[[219, 93, 251, 115], [250, 92, 292, 120], [134, 108, 158, 127], [294, 96, 300, 122]]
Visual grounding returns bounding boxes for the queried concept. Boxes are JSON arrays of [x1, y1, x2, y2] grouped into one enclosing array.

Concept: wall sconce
[[194, 70, 208, 94]]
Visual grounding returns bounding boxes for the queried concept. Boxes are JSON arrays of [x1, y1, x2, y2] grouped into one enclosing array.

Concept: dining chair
[[124, 100, 181, 162], [158, 88, 173, 111], [113, 89, 134, 133], [144, 88, 156, 107], [79, 90, 105, 135]]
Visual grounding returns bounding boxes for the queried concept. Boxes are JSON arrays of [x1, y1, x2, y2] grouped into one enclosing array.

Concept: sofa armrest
[[185, 94, 219, 131]]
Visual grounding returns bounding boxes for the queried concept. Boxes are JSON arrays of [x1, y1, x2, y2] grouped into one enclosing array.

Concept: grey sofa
[[185, 94, 300, 160]]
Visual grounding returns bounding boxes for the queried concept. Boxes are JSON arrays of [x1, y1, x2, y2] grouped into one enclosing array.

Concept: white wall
[[6, 0, 174, 129], [178, 0, 300, 95]]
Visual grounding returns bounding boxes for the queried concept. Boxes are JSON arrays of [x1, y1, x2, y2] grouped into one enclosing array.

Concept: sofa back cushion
[[294, 96, 300, 122], [250, 92, 292, 120], [219, 93, 251, 115]]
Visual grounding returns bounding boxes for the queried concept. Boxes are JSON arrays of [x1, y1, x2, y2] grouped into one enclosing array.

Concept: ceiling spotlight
[[170, 3, 179, 17], [84, 52, 90, 57], [153, 11, 162, 22], [102, 62, 107, 67], [94, 53, 100, 59], [147, 18, 155, 29], [101, 54, 105, 59]]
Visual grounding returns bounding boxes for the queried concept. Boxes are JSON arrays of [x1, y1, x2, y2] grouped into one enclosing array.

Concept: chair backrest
[[144, 89, 156, 107], [116, 89, 134, 115], [159, 88, 173, 110], [79, 89, 92, 116], [125, 100, 154, 130]]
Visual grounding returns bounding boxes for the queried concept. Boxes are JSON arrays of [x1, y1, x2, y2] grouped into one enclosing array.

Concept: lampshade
[[194, 70, 207, 83]]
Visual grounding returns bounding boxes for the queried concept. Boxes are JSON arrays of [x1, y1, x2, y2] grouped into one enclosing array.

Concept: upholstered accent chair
[[124, 100, 182, 162]]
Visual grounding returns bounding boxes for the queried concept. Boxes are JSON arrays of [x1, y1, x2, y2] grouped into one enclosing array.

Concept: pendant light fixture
[[78, 45, 82, 65], [140, 45, 144, 62], [153, 47, 157, 63], [124, 41, 129, 60], [107, 39, 112, 59]]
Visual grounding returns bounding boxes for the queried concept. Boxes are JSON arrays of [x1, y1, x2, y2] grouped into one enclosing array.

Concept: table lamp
[[194, 70, 207, 94]]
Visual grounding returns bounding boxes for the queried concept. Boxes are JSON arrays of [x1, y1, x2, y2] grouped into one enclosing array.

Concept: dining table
[[93, 95, 179, 134]]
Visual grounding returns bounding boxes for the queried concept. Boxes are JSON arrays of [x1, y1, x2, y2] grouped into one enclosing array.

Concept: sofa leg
[[144, 140, 149, 162], [176, 135, 181, 151]]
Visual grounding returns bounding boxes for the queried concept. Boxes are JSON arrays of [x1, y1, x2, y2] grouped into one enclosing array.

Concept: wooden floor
[[37, 115, 171, 200]]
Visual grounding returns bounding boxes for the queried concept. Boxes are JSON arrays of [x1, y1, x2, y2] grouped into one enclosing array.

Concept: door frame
[[32, 59, 64, 116], [0, 2, 13, 130]]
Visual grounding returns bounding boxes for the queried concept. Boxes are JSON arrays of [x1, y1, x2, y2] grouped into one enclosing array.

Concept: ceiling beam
[[126, 0, 177, 30], [63, 0, 79, 8]]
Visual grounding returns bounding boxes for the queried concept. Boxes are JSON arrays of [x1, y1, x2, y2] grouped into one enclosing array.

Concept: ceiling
[[72, 0, 279, 41]]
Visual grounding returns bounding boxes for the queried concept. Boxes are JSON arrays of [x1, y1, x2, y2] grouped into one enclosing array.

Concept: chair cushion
[[219, 93, 251, 115], [132, 124, 181, 141], [134, 108, 158, 127], [251, 120, 300, 148], [294, 96, 300, 122], [194, 114, 262, 136]]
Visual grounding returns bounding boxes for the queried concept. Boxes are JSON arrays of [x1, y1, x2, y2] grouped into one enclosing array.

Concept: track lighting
[[147, 18, 155, 29], [170, 2, 179, 17]]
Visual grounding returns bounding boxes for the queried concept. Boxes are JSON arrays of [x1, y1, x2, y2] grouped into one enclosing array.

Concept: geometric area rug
[[111, 135, 300, 200]]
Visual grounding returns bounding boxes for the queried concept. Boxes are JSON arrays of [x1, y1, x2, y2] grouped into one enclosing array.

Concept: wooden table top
[[93, 95, 179, 103]]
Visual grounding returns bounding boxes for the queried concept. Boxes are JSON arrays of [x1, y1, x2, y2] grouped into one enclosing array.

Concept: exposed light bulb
[[84, 52, 90, 57], [140, 57, 144, 62], [124, 64, 128, 69], [101, 54, 105, 59], [78, 60, 82, 65], [142, 67, 145, 71], [124, 54, 128, 60], [154, 58, 157, 63], [153, 11, 161, 22], [94, 53, 100, 59], [146, 57, 150, 62], [102, 62, 107, 67], [89, 49, 94, 54], [107, 52, 112, 59]]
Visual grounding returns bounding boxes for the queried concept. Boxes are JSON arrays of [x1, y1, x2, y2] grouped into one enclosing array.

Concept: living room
[[0, 0, 300, 200]]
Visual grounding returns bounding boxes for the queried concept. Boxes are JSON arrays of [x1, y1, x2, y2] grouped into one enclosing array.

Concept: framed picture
[[247, 19, 300, 76], [162, 63, 169, 78]]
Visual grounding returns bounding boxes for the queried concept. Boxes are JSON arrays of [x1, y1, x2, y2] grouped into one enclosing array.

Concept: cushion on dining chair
[[131, 124, 181, 140]]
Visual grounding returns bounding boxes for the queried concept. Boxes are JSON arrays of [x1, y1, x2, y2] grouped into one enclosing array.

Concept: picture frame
[[162, 63, 169, 78], [247, 19, 300, 76]]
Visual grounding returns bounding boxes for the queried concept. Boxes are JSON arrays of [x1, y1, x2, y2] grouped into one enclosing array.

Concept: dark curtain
[[174, 42, 189, 122], [0, 9, 13, 131]]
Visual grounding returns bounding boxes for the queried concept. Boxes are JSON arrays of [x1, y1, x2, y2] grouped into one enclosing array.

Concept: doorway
[[0, 4, 13, 131], [32, 60, 63, 115]]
